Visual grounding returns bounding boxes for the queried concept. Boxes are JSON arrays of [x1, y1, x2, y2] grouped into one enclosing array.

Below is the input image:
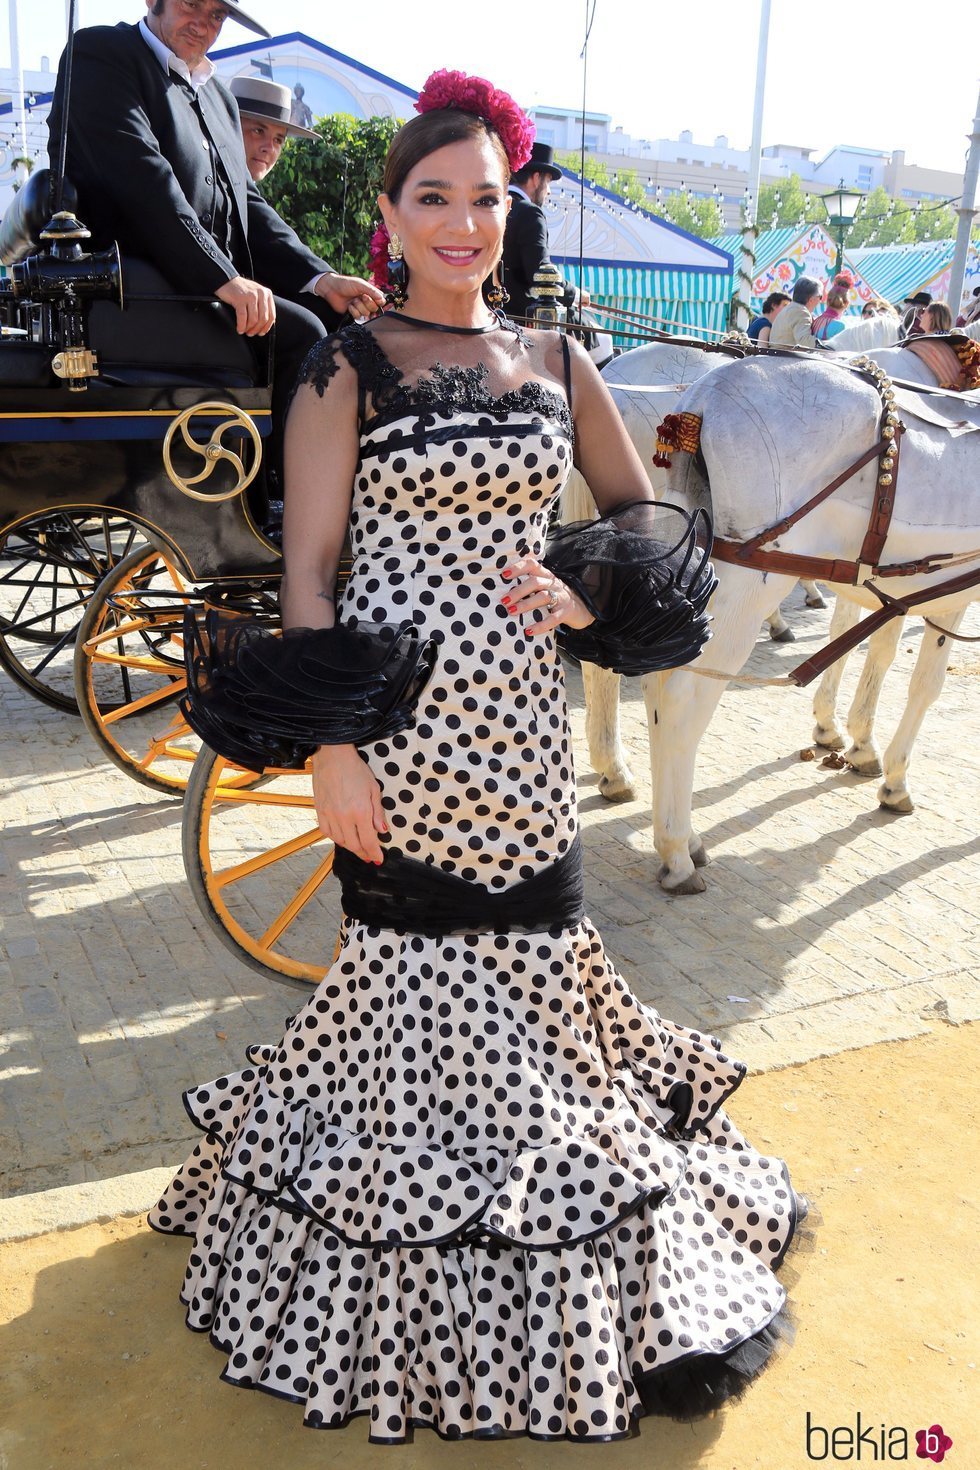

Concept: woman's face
[[379, 134, 510, 301], [862, 304, 876, 319], [919, 307, 933, 332]]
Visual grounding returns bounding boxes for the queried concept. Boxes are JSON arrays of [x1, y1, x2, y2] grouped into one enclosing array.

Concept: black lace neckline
[[386, 311, 501, 336]]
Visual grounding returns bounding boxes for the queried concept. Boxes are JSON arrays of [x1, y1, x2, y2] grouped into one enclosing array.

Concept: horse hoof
[[813, 727, 846, 751], [805, 593, 828, 609], [690, 841, 709, 869], [658, 864, 708, 895], [599, 773, 637, 803], [845, 748, 883, 777], [878, 785, 914, 814], [770, 625, 796, 643]]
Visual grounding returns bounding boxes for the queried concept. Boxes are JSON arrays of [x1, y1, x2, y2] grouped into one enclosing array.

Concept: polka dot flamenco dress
[[150, 316, 800, 1443]]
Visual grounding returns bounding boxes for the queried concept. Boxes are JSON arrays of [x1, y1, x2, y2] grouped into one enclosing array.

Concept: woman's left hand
[[500, 555, 595, 636]]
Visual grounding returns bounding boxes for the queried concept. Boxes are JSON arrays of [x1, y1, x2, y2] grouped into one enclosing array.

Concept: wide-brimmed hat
[[220, 1, 271, 38], [904, 290, 932, 308], [524, 141, 562, 180], [230, 76, 319, 140]]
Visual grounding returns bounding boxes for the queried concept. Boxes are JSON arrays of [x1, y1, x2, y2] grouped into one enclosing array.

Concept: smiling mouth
[[434, 248, 481, 264]]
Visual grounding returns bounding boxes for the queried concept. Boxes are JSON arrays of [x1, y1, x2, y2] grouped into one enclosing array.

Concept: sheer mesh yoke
[[293, 313, 574, 437]]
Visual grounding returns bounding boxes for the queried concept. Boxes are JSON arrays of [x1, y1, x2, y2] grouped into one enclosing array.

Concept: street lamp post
[[822, 179, 864, 274]]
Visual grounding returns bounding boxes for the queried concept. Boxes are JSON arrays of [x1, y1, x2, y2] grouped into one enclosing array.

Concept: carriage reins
[[666, 350, 980, 686]]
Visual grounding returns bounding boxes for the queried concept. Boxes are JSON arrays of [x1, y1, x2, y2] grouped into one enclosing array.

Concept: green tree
[[556, 150, 611, 189], [259, 113, 401, 276], [752, 174, 823, 231], [914, 203, 956, 242]]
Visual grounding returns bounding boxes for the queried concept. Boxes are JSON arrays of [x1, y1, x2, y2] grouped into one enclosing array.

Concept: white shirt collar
[[509, 184, 533, 205], [139, 17, 215, 92]]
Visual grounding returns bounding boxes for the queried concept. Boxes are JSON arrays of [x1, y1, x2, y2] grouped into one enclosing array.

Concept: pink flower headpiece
[[415, 68, 534, 175]]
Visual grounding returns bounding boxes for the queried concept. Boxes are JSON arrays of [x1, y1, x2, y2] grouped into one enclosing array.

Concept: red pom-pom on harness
[[653, 412, 702, 468]]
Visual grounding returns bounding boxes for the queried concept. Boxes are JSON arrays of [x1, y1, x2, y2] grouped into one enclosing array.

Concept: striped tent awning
[[848, 241, 979, 306]]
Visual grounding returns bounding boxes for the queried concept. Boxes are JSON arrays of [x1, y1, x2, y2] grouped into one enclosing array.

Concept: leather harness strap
[[788, 560, 980, 686]]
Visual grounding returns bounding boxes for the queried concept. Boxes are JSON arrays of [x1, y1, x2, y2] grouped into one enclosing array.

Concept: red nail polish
[[502, 570, 513, 580]]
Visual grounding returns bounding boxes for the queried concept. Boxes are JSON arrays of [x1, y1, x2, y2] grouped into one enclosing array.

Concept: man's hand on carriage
[[215, 276, 276, 336], [316, 271, 386, 323], [311, 744, 387, 864], [500, 555, 595, 636]]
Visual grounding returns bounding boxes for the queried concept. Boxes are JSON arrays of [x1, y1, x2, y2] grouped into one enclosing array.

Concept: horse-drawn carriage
[[0, 170, 339, 988]]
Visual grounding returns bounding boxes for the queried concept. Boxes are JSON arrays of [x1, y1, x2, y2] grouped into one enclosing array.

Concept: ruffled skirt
[[149, 919, 798, 1442]]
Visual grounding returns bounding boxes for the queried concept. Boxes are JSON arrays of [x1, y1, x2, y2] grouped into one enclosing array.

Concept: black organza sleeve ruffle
[[180, 611, 438, 772], [543, 500, 717, 676]]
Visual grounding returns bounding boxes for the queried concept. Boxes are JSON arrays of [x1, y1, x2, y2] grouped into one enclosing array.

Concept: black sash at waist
[[334, 835, 585, 939]]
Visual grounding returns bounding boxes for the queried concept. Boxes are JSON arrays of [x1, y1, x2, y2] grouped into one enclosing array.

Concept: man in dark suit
[[47, 0, 383, 444], [502, 142, 589, 325]]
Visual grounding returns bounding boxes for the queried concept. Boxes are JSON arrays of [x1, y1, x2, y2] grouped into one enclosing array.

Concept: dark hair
[[793, 276, 821, 305], [512, 162, 544, 187], [383, 110, 510, 203], [762, 291, 789, 315]]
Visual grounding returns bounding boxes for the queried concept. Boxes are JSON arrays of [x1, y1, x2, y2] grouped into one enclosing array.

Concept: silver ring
[[546, 588, 559, 611]]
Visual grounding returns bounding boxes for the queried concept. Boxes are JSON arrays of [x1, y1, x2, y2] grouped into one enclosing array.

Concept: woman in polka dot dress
[[150, 75, 803, 1443]]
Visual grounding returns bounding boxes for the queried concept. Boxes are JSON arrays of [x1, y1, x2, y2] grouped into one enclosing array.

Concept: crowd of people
[[748, 274, 973, 351]]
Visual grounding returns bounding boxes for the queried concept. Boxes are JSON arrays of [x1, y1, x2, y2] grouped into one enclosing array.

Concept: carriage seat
[[89, 258, 265, 390]]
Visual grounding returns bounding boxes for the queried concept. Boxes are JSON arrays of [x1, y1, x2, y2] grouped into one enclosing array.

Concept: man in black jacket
[[47, 0, 382, 437], [502, 142, 588, 325]]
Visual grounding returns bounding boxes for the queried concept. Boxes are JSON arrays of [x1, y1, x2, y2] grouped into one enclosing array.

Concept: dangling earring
[[386, 231, 408, 309], [486, 261, 509, 311]]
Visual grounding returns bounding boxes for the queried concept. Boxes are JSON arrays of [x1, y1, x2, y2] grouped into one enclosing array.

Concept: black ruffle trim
[[635, 1303, 794, 1420], [179, 611, 438, 771], [544, 500, 717, 676]]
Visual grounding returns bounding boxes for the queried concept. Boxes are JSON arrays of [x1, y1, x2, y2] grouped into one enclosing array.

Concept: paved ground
[[3, 1028, 977, 1469], [2, 584, 980, 1200]]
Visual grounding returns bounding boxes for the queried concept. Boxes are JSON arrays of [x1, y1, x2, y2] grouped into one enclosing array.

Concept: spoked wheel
[[74, 545, 264, 796], [183, 745, 340, 989], [0, 510, 147, 711]]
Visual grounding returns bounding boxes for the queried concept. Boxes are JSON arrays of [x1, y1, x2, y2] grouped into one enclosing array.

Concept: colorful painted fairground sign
[[752, 223, 873, 310]]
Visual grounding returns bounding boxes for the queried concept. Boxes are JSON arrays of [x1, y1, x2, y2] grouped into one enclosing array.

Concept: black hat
[[525, 141, 562, 180], [218, 2, 271, 38], [903, 290, 932, 308]]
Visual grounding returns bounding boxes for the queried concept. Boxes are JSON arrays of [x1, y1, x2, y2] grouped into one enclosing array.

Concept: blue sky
[[10, 0, 980, 176]]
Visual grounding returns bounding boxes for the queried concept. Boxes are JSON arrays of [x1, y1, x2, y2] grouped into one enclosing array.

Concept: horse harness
[[680, 349, 980, 686]]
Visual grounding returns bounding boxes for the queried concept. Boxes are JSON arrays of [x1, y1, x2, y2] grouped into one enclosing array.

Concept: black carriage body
[[0, 374, 280, 583]]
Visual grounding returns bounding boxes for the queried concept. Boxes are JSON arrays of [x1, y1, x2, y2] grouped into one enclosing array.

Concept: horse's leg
[[803, 579, 827, 609], [765, 602, 796, 643], [878, 610, 965, 814], [652, 569, 795, 893], [583, 661, 636, 801], [812, 598, 862, 750], [843, 615, 905, 775]]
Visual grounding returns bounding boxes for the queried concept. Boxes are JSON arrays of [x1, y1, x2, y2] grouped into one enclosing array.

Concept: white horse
[[566, 337, 834, 800], [808, 328, 980, 772], [645, 352, 980, 892]]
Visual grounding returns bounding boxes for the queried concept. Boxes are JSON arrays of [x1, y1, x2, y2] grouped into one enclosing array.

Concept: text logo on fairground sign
[[805, 1413, 953, 1461]]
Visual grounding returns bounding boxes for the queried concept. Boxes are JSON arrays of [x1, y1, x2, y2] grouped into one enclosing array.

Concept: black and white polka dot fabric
[[150, 319, 798, 1442]]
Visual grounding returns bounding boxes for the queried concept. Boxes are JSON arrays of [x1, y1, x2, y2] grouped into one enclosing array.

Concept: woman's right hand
[[311, 744, 387, 864]]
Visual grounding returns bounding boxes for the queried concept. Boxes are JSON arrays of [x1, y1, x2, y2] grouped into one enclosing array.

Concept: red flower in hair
[[369, 222, 391, 290], [415, 68, 534, 174]]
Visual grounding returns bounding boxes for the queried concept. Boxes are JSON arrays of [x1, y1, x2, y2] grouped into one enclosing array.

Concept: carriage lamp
[[528, 263, 564, 328], [822, 181, 864, 274]]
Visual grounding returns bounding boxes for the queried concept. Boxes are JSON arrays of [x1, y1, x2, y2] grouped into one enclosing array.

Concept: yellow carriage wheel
[[183, 744, 341, 989], [73, 544, 259, 796]]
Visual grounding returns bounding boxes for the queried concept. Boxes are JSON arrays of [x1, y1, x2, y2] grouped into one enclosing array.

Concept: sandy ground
[[1, 1024, 976, 1470]]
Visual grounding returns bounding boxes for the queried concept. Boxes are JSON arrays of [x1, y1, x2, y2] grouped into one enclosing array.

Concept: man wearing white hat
[[48, 0, 383, 462], [230, 75, 316, 184]]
